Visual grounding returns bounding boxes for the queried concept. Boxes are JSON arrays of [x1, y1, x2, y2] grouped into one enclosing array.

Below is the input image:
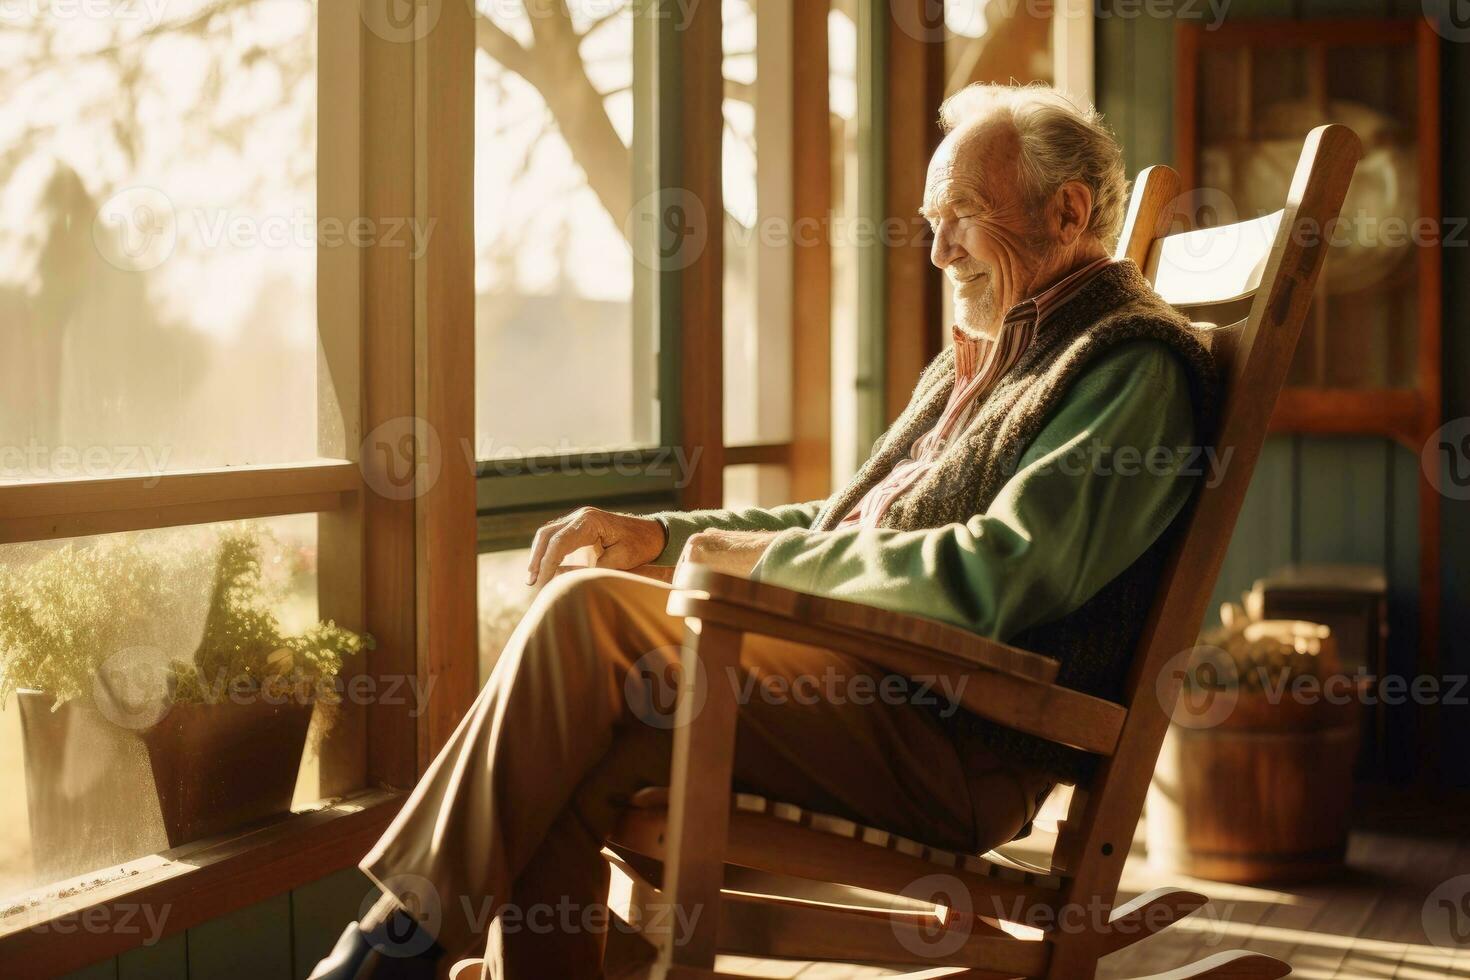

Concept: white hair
[[938, 83, 1129, 249]]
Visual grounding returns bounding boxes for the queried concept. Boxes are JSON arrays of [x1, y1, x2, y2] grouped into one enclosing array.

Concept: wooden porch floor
[[714, 824, 1470, 979]]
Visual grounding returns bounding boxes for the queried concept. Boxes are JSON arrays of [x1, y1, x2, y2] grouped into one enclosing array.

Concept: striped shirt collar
[[1001, 254, 1117, 331], [952, 256, 1116, 380]]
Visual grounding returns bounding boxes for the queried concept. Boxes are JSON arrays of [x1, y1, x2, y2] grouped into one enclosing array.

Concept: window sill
[[0, 788, 403, 976]]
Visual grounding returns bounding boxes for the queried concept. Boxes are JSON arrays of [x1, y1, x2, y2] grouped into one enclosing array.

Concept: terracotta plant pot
[[17, 690, 313, 882]]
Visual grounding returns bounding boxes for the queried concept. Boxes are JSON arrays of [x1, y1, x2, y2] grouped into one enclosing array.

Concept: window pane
[[0, 2, 318, 479], [477, 549, 535, 687], [723, 0, 793, 447], [944, 0, 1052, 95], [474, 1, 657, 458], [723, 463, 791, 511], [830, 5, 862, 483], [0, 515, 344, 901]]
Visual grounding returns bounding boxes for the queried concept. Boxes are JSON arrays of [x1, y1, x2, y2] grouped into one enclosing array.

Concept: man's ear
[[1052, 180, 1094, 246]]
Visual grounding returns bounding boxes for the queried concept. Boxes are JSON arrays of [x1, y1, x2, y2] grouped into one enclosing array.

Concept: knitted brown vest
[[814, 260, 1218, 784]]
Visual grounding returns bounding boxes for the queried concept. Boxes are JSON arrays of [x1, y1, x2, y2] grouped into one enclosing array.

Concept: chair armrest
[[671, 564, 1059, 684], [667, 564, 1126, 757]]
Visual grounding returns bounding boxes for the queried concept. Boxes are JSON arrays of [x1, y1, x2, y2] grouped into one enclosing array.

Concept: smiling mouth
[[952, 272, 986, 285]]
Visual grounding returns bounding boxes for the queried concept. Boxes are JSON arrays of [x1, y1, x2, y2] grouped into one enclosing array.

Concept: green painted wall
[[1097, 0, 1469, 786], [61, 867, 374, 980]]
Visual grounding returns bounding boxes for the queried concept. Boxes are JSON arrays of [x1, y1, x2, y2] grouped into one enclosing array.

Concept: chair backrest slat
[[1146, 209, 1285, 309], [1045, 126, 1362, 926]]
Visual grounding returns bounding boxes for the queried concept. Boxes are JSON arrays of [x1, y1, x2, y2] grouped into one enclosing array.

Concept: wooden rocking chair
[[455, 124, 1361, 980]]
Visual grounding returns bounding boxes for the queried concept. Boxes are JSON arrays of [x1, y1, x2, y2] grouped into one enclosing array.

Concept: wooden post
[[413, 0, 479, 770], [883, 0, 945, 424], [790, 0, 833, 501], [677, 0, 726, 509]]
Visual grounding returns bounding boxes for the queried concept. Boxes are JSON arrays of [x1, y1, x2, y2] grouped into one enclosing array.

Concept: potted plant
[[1146, 603, 1368, 883], [0, 524, 372, 881]]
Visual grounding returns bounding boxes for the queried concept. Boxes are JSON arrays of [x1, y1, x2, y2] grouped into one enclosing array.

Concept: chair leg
[[1046, 885, 1294, 978], [1095, 887, 1209, 957], [655, 622, 744, 973]]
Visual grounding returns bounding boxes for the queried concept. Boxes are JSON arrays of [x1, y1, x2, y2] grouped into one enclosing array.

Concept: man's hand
[[677, 529, 780, 579], [527, 508, 666, 586]]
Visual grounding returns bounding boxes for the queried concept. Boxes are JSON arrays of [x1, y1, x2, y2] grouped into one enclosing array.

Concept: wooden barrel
[[1145, 683, 1363, 883]]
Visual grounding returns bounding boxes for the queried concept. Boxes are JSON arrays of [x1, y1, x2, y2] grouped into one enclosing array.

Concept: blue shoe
[[307, 922, 372, 980], [309, 916, 442, 980]]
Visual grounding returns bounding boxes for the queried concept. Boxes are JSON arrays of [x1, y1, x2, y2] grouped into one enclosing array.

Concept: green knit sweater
[[653, 260, 1217, 783]]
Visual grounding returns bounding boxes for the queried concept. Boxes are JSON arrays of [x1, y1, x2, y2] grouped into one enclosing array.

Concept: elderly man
[[314, 84, 1214, 979]]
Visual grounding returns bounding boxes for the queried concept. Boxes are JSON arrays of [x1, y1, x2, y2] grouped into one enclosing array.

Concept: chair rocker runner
[[453, 123, 1362, 980]]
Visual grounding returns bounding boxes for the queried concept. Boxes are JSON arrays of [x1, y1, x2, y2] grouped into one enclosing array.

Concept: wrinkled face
[[923, 117, 1055, 338]]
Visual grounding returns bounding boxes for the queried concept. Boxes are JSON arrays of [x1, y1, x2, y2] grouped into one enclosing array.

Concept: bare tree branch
[[476, 17, 538, 82], [484, 4, 633, 241], [724, 77, 753, 105]]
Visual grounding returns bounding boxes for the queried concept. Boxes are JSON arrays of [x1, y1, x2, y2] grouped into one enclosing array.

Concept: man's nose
[[930, 221, 963, 269]]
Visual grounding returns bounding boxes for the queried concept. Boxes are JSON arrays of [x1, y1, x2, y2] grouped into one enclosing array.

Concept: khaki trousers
[[361, 569, 1051, 978]]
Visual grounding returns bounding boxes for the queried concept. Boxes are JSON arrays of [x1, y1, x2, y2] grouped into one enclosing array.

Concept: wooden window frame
[[0, 0, 479, 968]]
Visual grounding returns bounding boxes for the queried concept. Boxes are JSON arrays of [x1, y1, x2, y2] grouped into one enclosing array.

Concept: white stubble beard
[[953, 278, 1000, 341]]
